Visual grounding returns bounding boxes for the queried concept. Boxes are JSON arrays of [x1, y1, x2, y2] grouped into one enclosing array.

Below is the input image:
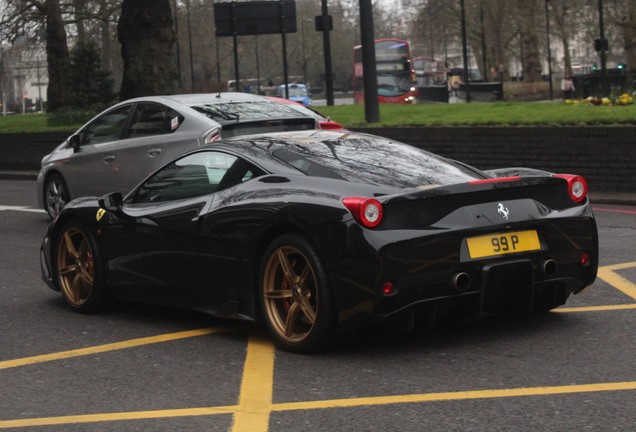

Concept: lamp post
[[460, 0, 471, 102], [320, 0, 334, 106], [545, 0, 553, 100], [359, 0, 379, 122], [185, 0, 195, 92], [597, 0, 607, 95]]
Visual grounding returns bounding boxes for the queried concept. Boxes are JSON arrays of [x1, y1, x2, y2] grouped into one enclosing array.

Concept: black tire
[[259, 233, 337, 353], [54, 220, 111, 313], [44, 173, 70, 220]]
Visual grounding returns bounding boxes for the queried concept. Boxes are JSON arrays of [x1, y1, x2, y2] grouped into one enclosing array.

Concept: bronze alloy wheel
[[262, 244, 319, 345], [56, 226, 96, 307], [260, 234, 336, 352]]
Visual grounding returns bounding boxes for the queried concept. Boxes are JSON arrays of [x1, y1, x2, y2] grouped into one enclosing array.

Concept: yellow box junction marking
[[0, 327, 229, 371], [1, 261, 636, 430], [596, 262, 636, 301], [231, 333, 275, 432]]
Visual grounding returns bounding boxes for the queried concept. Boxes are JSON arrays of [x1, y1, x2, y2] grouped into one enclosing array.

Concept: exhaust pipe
[[451, 272, 471, 292], [542, 259, 558, 277]]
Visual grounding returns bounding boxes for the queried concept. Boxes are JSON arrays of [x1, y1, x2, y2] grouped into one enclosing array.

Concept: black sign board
[[214, 1, 297, 36]]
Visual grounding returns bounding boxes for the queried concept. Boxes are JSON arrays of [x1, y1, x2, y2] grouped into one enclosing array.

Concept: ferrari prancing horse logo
[[497, 203, 510, 220], [96, 208, 106, 221]]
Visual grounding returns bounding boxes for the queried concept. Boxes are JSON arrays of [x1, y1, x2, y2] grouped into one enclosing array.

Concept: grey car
[[37, 93, 319, 219]]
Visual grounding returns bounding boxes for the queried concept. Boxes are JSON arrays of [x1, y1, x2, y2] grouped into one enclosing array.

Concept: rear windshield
[[272, 134, 484, 188], [191, 101, 305, 123]]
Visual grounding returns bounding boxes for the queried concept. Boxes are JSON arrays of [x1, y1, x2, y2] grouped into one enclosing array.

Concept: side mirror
[[69, 134, 81, 152], [98, 192, 124, 212]]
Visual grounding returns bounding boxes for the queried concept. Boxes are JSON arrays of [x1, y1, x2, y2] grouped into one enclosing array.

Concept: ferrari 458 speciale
[[40, 130, 598, 352]]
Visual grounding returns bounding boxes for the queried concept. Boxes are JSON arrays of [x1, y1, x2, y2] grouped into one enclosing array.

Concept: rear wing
[[220, 118, 317, 138]]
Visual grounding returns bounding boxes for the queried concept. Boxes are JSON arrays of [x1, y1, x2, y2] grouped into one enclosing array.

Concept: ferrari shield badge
[[96, 208, 106, 221]]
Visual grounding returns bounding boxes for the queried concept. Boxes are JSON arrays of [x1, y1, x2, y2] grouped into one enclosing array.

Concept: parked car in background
[[40, 130, 598, 353], [277, 83, 312, 106], [266, 96, 344, 130], [37, 93, 322, 219]]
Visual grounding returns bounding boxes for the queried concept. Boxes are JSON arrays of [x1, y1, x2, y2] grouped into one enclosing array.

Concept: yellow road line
[[597, 263, 636, 301], [0, 327, 227, 371], [0, 406, 237, 429], [231, 333, 275, 432], [3, 380, 636, 429], [556, 303, 636, 313], [271, 381, 636, 412]]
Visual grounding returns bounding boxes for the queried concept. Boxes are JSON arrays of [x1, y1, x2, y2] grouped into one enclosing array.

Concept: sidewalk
[[1, 170, 634, 206]]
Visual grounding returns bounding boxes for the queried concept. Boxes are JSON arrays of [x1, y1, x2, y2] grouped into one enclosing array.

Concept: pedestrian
[[561, 76, 575, 100]]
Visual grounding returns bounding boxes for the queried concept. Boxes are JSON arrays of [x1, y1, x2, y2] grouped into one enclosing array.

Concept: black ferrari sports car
[[40, 130, 598, 353]]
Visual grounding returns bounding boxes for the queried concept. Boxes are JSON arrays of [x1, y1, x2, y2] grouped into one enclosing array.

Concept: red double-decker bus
[[353, 38, 417, 104]]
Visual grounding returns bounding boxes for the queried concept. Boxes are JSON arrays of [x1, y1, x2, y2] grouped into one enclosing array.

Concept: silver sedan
[[37, 93, 320, 219]]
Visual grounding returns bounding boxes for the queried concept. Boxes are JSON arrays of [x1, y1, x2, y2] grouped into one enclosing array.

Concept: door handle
[[103, 155, 115, 164], [148, 149, 162, 157]]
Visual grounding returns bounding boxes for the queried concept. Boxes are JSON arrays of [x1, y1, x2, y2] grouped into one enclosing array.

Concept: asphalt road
[[1, 179, 636, 432]]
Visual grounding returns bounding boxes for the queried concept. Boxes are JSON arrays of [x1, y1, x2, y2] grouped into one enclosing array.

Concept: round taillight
[[382, 281, 396, 296], [342, 197, 383, 228], [581, 252, 591, 267], [554, 174, 588, 203], [570, 178, 587, 201]]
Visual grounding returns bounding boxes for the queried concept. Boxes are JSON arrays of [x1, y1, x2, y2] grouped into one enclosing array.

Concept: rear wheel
[[44, 173, 70, 219], [259, 234, 336, 353], [54, 221, 111, 313]]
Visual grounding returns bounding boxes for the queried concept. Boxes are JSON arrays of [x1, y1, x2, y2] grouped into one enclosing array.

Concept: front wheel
[[259, 234, 337, 353], [54, 220, 111, 313]]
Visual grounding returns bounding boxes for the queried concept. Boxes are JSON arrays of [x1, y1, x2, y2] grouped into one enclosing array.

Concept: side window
[[80, 105, 131, 145], [128, 103, 184, 138], [130, 151, 264, 204]]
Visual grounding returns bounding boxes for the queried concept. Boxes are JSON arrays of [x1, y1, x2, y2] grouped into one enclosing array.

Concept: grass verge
[[318, 101, 636, 127]]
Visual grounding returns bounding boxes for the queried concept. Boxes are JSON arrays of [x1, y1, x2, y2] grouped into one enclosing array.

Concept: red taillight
[[554, 174, 588, 203], [204, 128, 221, 143], [318, 120, 345, 130], [342, 197, 383, 228]]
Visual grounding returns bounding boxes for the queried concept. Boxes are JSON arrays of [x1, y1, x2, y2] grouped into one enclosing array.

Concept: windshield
[[288, 87, 307, 97]]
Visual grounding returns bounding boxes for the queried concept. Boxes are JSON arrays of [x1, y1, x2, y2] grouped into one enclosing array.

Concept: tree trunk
[[515, 0, 543, 82], [45, 0, 71, 112], [620, 0, 636, 83], [118, 0, 177, 100]]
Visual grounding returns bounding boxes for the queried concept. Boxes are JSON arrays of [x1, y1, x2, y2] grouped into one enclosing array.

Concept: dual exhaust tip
[[450, 259, 558, 292]]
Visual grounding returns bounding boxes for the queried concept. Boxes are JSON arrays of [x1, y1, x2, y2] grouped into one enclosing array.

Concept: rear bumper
[[330, 215, 598, 331]]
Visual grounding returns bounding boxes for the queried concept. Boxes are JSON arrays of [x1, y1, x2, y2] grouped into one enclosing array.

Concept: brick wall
[[1, 127, 634, 193], [0, 132, 70, 171], [351, 127, 635, 193]]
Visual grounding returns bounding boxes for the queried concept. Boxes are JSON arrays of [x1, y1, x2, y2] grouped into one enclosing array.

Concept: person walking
[[561, 76, 575, 99]]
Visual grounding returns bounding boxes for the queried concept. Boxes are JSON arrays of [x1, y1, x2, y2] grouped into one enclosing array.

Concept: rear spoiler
[[220, 117, 317, 138], [384, 175, 586, 208]]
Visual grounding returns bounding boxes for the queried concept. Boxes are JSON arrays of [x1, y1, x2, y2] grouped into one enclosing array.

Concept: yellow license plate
[[466, 230, 541, 259]]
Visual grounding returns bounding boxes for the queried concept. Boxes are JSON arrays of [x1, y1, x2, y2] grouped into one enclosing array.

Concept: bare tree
[[44, 0, 71, 111], [615, 0, 636, 82]]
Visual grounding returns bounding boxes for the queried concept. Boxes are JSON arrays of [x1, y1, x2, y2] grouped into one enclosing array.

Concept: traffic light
[[617, 63, 625, 70]]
